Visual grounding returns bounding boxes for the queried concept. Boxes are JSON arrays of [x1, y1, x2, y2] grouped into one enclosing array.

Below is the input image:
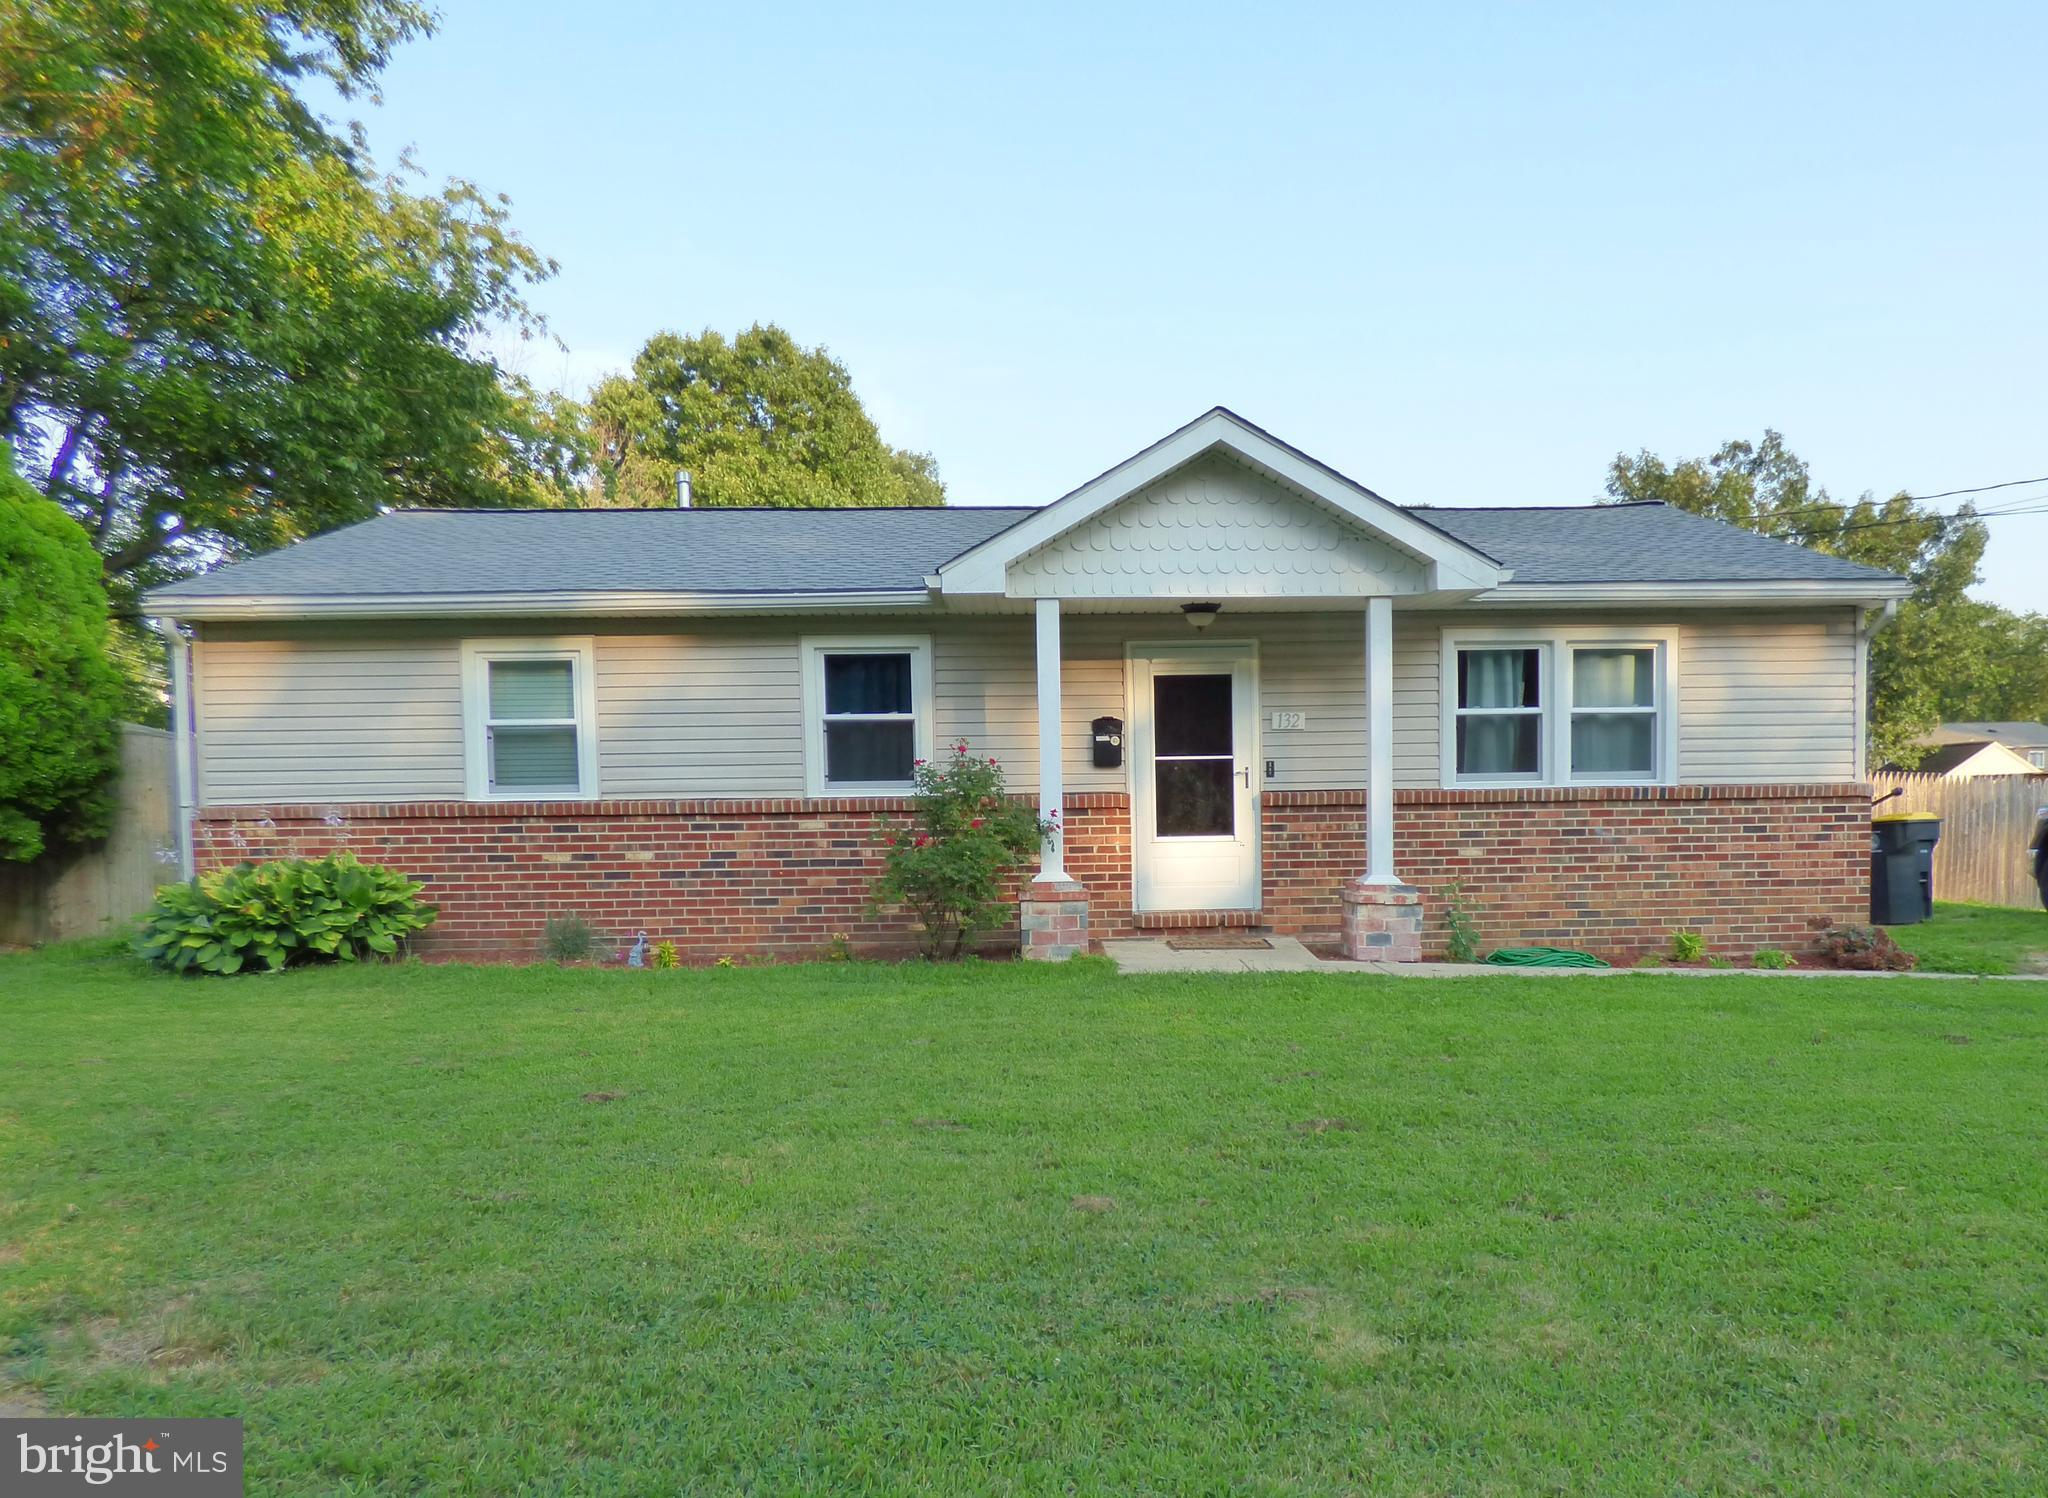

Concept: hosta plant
[[136, 853, 436, 975]]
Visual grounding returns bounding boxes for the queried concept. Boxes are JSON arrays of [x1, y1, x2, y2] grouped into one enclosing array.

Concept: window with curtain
[[1455, 646, 1543, 778], [821, 651, 917, 786], [485, 657, 583, 792], [1570, 647, 1658, 777]]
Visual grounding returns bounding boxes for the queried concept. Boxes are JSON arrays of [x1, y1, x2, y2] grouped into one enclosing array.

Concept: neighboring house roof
[[142, 407, 1913, 620], [1928, 721, 2048, 750], [1889, 740, 2043, 777]]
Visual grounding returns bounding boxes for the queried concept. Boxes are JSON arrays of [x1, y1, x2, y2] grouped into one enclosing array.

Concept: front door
[[1132, 647, 1259, 911]]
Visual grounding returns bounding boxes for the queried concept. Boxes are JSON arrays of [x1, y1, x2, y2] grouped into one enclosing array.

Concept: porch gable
[[935, 407, 1510, 601]]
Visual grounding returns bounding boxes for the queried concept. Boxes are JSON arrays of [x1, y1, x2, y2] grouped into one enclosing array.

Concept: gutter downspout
[[157, 616, 196, 881], [1856, 598, 1903, 782]]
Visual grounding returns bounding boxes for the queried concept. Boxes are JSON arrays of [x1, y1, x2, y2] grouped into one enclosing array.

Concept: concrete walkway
[[1100, 936, 2048, 981]]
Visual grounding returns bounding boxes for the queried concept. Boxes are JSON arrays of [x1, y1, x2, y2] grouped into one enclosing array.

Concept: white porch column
[[1364, 595, 1397, 883], [1033, 596, 1067, 882]]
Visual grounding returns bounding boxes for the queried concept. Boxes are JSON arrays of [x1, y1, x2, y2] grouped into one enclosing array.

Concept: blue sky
[[359, 1, 2045, 610]]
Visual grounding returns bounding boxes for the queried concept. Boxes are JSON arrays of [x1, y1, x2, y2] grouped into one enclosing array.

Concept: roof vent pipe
[[675, 470, 692, 508]]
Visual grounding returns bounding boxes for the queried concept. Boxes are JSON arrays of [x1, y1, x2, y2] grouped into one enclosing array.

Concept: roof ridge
[[384, 504, 1043, 516]]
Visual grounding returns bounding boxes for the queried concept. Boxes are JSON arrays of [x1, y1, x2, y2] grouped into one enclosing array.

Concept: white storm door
[[1131, 648, 1259, 911]]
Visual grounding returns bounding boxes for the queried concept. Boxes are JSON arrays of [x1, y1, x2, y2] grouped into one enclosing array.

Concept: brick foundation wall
[[192, 795, 1133, 963], [192, 783, 1868, 963], [1394, 784, 1871, 961]]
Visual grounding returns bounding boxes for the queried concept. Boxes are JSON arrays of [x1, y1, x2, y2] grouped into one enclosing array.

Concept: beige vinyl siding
[[934, 613, 1365, 793], [192, 606, 1862, 807], [195, 637, 464, 804], [1678, 614, 1858, 782], [1392, 616, 1441, 789], [1392, 609, 1861, 787], [596, 631, 803, 797]]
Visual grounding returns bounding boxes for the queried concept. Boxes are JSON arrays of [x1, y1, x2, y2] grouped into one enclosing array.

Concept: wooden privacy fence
[[1869, 770, 2048, 910], [0, 724, 178, 946]]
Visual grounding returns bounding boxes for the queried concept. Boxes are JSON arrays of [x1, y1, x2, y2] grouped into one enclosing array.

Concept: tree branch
[[92, 464, 125, 544], [104, 511, 183, 576], [46, 417, 92, 492]]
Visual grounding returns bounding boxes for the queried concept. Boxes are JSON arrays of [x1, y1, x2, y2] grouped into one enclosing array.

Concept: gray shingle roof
[[148, 497, 1903, 602], [1407, 503, 1903, 585], [150, 506, 1037, 599]]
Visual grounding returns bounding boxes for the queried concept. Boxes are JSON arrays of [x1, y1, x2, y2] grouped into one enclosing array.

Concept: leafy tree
[[583, 325, 944, 508], [0, 449, 124, 861], [1604, 432, 2041, 767], [0, 0, 568, 626]]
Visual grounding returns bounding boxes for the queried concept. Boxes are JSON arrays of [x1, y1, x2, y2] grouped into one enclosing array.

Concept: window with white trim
[[1443, 629, 1676, 787], [2030, 749, 2047, 770], [461, 639, 598, 799], [1569, 646, 1659, 778], [1455, 646, 1545, 779], [800, 636, 934, 796]]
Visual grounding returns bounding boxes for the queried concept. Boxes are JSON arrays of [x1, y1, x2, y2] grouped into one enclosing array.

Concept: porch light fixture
[[1181, 602, 1221, 631]]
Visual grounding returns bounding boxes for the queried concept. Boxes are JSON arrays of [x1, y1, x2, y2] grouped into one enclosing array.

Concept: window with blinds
[[487, 658, 582, 791], [462, 639, 596, 800]]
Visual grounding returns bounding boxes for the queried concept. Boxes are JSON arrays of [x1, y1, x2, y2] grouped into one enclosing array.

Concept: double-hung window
[[801, 636, 934, 796], [1454, 647, 1545, 779], [1569, 647, 1659, 778], [1444, 629, 1675, 787], [462, 638, 598, 799]]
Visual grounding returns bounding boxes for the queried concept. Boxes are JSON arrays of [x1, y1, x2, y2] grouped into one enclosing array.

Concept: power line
[[1616, 471, 2048, 528], [1906, 474, 2048, 502], [1761, 503, 2048, 543]]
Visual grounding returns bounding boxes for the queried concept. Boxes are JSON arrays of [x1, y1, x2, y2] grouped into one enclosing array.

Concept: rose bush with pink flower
[[871, 741, 1050, 959]]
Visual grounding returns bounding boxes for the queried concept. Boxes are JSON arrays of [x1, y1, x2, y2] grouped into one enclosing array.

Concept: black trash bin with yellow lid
[[1871, 811, 1941, 925]]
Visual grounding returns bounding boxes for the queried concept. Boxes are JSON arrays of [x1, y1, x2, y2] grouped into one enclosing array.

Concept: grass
[[1894, 901, 2048, 976], [4, 948, 2047, 1494]]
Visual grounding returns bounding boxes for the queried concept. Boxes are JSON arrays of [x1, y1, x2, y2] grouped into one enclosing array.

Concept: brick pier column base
[[1341, 880, 1423, 962], [1020, 878, 1090, 961]]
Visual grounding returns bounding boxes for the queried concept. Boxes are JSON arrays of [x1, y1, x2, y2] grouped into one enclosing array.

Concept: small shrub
[[824, 932, 853, 963], [652, 939, 679, 970], [1441, 879, 1480, 964], [1808, 918, 1918, 972], [135, 853, 434, 975], [1668, 929, 1707, 964], [714, 954, 738, 969], [871, 741, 1050, 960], [541, 912, 602, 964], [1753, 947, 1796, 970]]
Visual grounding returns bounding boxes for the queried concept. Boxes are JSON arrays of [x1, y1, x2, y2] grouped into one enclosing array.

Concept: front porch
[[1016, 595, 1421, 962]]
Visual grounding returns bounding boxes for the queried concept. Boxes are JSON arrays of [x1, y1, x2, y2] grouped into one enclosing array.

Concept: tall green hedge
[[0, 452, 125, 860]]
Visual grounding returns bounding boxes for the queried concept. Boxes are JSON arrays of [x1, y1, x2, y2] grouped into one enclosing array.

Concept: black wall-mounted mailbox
[[1091, 715, 1124, 769]]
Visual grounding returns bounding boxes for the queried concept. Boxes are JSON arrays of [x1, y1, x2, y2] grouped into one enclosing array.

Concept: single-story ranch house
[[143, 409, 1911, 963]]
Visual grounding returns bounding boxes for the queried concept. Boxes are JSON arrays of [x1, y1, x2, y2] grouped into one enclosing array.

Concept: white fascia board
[[936, 409, 1508, 596], [1464, 579, 1914, 607], [141, 588, 935, 622]]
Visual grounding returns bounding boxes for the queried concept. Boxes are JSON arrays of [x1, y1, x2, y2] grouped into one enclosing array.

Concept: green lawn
[[1895, 901, 2048, 976], [3, 950, 2047, 1494]]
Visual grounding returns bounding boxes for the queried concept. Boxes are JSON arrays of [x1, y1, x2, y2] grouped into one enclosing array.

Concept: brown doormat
[[1166, 934, 1274, 951]]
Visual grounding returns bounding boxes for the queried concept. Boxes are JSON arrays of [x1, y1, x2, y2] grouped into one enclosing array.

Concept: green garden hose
[[1483, 947, 1612, 968]]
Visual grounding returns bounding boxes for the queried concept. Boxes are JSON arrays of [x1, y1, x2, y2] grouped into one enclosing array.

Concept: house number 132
[[1269, 711, 1306, 730]]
